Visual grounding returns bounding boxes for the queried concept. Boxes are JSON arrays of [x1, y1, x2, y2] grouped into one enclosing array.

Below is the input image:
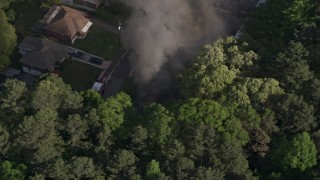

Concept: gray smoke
[[122, 0, 225, 84]]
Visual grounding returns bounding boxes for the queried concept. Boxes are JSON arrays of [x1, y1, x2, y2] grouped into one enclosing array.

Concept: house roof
[[19, 36, 69, 70], [42, 5, 91, 37]]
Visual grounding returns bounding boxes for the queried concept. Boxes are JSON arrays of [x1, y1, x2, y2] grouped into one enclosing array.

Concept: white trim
[[92, 82, 103, 91], [23, 67, 42, 76], [256, 0, 267, 7], [82, 21, 93, 33]]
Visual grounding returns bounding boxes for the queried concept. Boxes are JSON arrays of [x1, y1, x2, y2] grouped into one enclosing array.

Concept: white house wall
[[23, 67, 42, 76]]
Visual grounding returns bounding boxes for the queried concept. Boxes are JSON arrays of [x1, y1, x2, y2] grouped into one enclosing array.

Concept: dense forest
[[1, 0, 320, 179]]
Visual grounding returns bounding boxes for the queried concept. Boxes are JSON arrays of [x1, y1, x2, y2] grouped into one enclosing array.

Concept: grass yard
[[13, 2, 42, 34], [15, 10, 40, 32], [95, 6, 121, 25], [59, 59, 103, 91], [73, 25, 119, 60], [94, 4, 130, 25]]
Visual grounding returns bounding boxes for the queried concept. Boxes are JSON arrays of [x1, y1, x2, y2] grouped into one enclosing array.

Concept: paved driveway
[[102, 49, 131, 99], [65, 47, 112, 70], [103, 76, 125, 98]]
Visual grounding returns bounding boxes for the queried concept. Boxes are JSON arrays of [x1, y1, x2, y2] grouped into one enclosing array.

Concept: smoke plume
[[122, 0, 225, 84]]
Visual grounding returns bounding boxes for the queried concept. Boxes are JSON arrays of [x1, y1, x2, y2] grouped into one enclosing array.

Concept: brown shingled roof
[[43, 6, 90, 37], [19, 36, 69, 70]]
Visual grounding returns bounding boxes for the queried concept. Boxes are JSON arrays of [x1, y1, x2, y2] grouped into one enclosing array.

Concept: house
[[18, 36, 69, 76], [61, 0, 102, 11], [40, 5, 93, 44]]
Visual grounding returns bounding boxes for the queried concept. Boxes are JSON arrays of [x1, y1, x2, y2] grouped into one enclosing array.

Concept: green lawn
[[59, 59, 103, 91], [73, 25, 119, 60], [95, 6, 121, 25], [13, 3, 42, 34], [95, 5, 129, 25]]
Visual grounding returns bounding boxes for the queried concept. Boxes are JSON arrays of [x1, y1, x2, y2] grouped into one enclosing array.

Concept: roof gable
[[19, 37, 69, 70], [42, 5, 91, 37]]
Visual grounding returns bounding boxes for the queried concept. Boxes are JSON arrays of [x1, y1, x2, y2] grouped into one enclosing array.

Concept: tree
[[0, 0, 16, 9], [97, 92, 132, 130], [287, 132, 317, 171], [0, 161, 26, 180], [63, 114, 89, 149], [0, 79, 27, 131], [173, 157, 195, 180], [128, 125, 148, 153], [69, 156, 104, 179], [84, 109, 113, 155], [13, 109, 64, 165], [5, 9, 15, 22], [260, 108, 279, 136], [81, 90, 103, 110], [0, 9, 17, 68], [31, 74, 83, 111], [0, 79, 27, 114], [145, 160, 162, 180], [302, 78, 320, 105], [0, 125, 10, 156], [231, 104, 261, 132], [176, 98, 229, 131], [251, 128, 271, 157], [216, 130, 254, 179], [44, 158, 70, 180], [226, 78, 284, 107], [178, 37, 257, 98], [144, 103, 174, 145], [161, 139, 185, 162], [193, 167, 225, 180], [243, 0, 290, 51], [271, 132, 317, 171], [179, 122, 206, 162], [276, 42, 314, 91], [312, 130, 320, 153], [283, 0, 315, 24], [107, 149, 140, 179], [28, 174, 46, 180], [274, 94, 316, 134], [291, 1, 320, 76]]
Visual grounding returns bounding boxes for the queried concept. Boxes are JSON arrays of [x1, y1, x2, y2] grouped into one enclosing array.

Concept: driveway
[[65, 47, 112, 70], [88, 18, 131, 98], [103, 76, 125, 98], [63, 18, 123, 70], [103, 49, 131, 99]]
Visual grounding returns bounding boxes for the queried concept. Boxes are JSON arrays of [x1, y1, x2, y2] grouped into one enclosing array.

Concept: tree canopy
[[1, 0, 320, 178], [0, 9, 16, 68]]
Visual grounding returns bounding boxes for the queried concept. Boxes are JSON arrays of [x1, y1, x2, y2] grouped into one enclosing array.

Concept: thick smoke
[[122, 0, 225, 84]]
